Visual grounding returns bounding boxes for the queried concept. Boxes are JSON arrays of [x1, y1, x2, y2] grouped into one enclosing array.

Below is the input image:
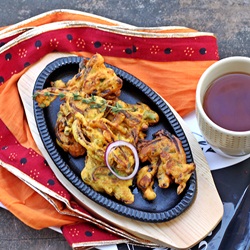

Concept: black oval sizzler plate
[[33, 56, 196, 223]]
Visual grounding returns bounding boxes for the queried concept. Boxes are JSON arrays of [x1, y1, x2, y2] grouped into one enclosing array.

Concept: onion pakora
[[137, 130, 196, 200], [33, 53, 195, 204]]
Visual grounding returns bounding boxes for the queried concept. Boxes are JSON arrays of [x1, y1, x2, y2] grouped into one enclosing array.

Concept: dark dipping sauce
[[203, 73, 250, 132]]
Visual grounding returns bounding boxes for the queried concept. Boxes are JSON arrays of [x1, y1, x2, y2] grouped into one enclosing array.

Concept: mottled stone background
[[0, 1, 249, 249]]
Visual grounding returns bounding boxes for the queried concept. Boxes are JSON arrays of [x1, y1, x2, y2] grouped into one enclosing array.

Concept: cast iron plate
[[33, 56, 196, 223]]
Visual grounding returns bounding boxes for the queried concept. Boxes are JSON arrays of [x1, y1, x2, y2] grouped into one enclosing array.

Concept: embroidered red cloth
[[0, 27, 218, 84]]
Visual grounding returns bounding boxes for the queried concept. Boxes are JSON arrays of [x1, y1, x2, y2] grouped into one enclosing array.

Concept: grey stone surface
[[0, 1, 249, 249]]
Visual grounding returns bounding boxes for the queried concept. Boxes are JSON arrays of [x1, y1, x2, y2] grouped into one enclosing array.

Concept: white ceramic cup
[[196, 56, 250, 157]]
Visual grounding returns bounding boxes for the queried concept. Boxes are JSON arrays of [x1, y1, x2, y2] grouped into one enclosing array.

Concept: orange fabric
[[0, 168, 79, 229], [0, 10, 218, 232], [0, 70, 77, 229], [0, 70, 40, 153], [0, 26, 7, 31]]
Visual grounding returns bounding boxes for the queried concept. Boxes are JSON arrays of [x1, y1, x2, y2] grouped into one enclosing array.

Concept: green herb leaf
[[73, 93, 81, 101], [58, 93, 66, 99], [32, 93, 39, 99]]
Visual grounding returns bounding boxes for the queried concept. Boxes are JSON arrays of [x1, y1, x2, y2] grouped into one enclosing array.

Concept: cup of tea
[[196, 56, 250, 157]]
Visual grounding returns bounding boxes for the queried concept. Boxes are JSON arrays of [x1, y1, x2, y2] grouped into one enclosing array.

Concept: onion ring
[[105, 140, 139, 180]]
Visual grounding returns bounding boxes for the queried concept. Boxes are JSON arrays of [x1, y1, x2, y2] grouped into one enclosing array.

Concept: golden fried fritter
[[33, 53, 194, 204], [71, 100, 159, 204], [136, 165, 158, 200], [55, 111, 86, 157], [106, 100, 159, 143], [33, 53, 123, 108], [137, 129, 195, 199], [82, 157, 134, 204], [54, 53, 123, 99], [78, 53, 123, 99]]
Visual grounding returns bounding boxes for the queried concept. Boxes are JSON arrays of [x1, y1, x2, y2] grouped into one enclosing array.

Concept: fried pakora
[[71, 99, 159, 204], [34, 53, 159, 204], [137, 129, 196, 200], [33, 53, 195, 204]]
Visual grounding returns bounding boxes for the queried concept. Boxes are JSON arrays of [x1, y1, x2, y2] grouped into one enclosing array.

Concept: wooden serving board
[[18, 52, 223, 249]]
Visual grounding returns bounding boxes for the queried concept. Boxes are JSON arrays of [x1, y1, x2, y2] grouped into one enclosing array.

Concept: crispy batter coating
[[56, 53, 123, 99], [34, 53, 194, 204], [137, 129, 196, 199], [136, 165, 158, 200], [71, 100, 159, 204], [81, 157, 134, 204], [33, 53, 123, 108], [33, 53, 159, 204]]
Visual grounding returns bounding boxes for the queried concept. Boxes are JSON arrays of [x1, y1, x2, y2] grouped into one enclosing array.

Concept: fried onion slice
[[137, 129, 195, 199]]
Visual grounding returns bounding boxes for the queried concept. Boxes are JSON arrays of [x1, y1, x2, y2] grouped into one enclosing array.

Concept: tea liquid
[[203, 73, 250, 131]]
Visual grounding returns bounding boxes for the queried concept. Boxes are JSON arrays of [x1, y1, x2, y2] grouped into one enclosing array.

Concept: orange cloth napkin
[[0, 9, 219, 248]]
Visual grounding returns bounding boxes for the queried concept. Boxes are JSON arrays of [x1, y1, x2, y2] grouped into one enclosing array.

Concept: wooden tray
[[18, 52, 223, 249]]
